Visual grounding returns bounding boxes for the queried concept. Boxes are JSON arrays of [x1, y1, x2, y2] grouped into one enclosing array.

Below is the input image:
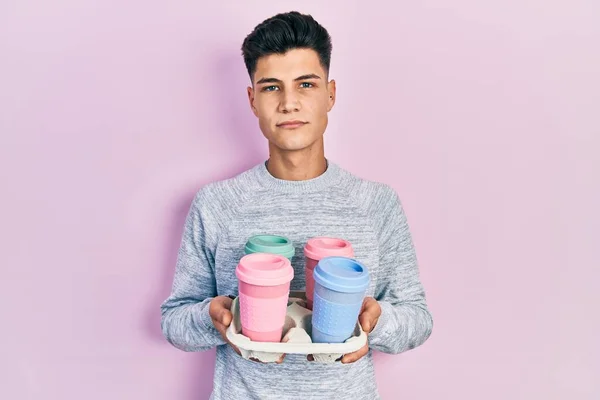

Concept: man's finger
[[211, 297, 233, 325], [359, 298, 381, 333], [363, 297, 381, 315], [358, 312, 373, 333], [359, 312, 379, 334], [213, 320, 233, 339], [213, 318, 235, 342], [213, 320, 226, 334], [249, 354, 285, 364], [341, 344, 369, 364], [219, 309, 233, 326], [359, 312, 372, 333], [210, 296, 232, 316]]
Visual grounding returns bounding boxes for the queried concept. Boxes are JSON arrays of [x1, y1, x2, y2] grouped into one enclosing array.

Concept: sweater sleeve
[[160, 191, 227, 352], [368, 186, 433, 354]]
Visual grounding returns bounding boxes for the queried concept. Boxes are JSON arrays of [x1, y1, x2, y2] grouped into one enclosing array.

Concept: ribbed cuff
[[197, 299, 227, 347]]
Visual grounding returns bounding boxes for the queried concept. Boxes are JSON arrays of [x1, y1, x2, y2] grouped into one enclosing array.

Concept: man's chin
[[273, 144, 311, 152], [268, 138, 314, 152]]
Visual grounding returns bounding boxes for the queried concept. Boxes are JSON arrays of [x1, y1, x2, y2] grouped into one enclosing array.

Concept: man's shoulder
[[338, 165, 399, 206], [192, 164, 261, 211]]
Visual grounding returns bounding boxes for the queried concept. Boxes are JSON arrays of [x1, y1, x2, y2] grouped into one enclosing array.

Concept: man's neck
[[266, 143, 327, 181]]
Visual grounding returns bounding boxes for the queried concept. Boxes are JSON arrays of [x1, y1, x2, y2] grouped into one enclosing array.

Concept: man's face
[[247, 48, 336, 152]]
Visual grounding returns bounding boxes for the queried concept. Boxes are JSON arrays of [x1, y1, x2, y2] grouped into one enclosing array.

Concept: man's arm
[[367, 186, 433, 354], [160, 191, 227, 352]]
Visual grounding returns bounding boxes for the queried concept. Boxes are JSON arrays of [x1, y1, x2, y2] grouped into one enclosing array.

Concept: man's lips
[[277, 121, 308, 129]]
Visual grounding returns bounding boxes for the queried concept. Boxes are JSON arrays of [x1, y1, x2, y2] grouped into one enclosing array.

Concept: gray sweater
[[161, 161, 433, 399]]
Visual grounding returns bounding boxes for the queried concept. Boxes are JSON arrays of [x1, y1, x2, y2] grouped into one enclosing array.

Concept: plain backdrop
[[1, 1, 599, 399]]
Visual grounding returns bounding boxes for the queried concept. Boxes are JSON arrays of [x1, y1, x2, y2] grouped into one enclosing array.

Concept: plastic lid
[[313, 256, 370, 293], [236, 253, 294, 286], [304, 237, 354, 261], [245, 235, 296, 259]]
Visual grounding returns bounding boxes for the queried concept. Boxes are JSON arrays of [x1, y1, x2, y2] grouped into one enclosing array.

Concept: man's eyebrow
[[294, 74, 321, 81], [256, 77, 282, 84], [255, 74, 322, 85]]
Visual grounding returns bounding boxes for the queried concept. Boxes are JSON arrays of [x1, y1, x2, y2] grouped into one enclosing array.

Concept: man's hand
[[209, 296, 284, 363], [209, 296, 241, 355], [341, 297, 381, 364]]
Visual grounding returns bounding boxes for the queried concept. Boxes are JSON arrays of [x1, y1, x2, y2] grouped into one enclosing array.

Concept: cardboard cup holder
[[226, 291, 367, 363]]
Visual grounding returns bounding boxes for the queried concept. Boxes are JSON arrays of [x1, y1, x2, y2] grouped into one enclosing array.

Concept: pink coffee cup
[[304, 237, 354, 309], [235, 253, 294, 342]]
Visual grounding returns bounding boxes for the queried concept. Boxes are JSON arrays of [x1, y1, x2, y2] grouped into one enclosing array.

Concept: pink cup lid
[[236, 253, 294, 286], [304, 237, 354, 261]]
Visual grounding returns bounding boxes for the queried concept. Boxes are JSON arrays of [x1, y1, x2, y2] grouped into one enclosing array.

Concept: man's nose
[[279, 90, 301, 113]]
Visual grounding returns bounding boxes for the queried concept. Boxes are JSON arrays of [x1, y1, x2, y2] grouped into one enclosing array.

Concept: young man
[[161, 11, 433, 399]]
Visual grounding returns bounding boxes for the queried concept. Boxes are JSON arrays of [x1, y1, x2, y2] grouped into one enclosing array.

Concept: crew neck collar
[[253, 159, 342, 193]]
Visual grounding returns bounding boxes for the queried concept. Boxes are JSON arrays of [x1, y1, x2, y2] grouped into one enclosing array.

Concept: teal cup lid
[[314, 256, 370, 293], [244, 235, 295, 259]]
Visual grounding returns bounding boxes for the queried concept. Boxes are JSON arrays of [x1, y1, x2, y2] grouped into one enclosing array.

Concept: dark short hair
[[241, 11, 332, 81]]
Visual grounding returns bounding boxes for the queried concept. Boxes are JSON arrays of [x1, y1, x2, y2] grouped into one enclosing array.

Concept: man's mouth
[[277, 120, 308, 129]]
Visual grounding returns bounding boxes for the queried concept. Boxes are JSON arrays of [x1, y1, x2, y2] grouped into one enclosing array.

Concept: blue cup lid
[[313, 256, 370, 293]]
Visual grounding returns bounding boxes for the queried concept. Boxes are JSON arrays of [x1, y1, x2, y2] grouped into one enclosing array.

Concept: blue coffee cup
[[311, 256, 370, 343]]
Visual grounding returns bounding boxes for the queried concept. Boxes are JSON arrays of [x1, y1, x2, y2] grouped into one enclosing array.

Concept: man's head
[[241, 12, 335, 153]]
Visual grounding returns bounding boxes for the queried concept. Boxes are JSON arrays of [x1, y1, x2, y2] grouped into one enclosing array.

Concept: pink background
[[1, 1, 599, 399]]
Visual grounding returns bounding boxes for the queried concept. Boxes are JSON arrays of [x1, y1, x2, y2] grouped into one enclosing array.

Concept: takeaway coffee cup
[[235, 253, 294, 342], [304, 237, 354, 309], [311, 256, 370, 343]]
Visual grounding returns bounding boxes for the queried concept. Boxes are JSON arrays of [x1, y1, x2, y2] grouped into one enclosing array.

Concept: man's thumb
[[359, 313, 371, 333], [220, 308, 232, 326], [218, 297, 233, 325]]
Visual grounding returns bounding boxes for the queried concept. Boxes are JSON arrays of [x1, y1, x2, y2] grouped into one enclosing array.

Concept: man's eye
[[300, 82, 314, 88], [263, 85, 279, 92]]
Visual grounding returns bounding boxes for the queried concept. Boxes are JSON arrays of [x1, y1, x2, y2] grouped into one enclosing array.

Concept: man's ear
[[327, 79, 336, 112], [247, 86, 258, 117]]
